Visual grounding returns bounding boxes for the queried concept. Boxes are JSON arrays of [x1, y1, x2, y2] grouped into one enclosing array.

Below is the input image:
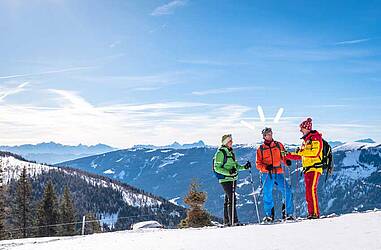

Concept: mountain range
[[133, 140, 206, 150], [0, 141, 209, 165], [57, 139, 381, 223], [0, 142, 117, 164]]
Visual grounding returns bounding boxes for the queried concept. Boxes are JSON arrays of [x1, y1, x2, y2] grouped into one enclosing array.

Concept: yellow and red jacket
[[287, 130, 323, 174], [256, 141, 288, 174]]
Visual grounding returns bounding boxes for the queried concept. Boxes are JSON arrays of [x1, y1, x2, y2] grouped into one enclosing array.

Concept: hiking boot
[[285, 215, 295, 221], [307, 214, 320, 220], [262, 216, 273, 223]]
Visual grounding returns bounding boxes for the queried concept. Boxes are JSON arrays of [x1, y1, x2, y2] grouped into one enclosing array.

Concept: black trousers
[[221, 181, 238, 225]]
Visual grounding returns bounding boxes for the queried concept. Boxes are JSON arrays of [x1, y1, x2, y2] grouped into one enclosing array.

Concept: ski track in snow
[[1, 211, 380, 250]]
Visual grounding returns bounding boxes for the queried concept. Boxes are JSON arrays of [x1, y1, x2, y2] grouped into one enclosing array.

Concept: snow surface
[[333, 141, 377, 152], [156, 152, 184, 171], [0, 156, 56, 184], [115, 157, 124, 163], [168, 197, 181, 205], [132, 221, 163, 230], [103, 169, 115, 174], [2, 211, 381, 250]]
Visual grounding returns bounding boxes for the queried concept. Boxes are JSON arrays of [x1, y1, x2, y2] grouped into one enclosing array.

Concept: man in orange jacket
[[256, 127, 294, 223], [287, 118, 323, 219]]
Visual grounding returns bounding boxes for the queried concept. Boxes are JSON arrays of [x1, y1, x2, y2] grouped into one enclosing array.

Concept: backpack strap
[[274, 141, 283, 159], [260, 145, 265, 161], [219, 148, 228, 168]]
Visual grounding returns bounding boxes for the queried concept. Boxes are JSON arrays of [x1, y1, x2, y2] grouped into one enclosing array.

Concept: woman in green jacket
[[213, 134, 251, 226]]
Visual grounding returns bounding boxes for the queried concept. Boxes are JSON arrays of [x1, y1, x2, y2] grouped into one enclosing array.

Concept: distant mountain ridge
[[133, 140, 206, 150], [0, 142, 117, 164], [355, 138, 376, 143]]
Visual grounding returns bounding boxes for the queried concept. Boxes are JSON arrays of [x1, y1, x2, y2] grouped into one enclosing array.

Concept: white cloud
[[306, 104, 350, 108], [0, 66, 95, 80], [73, 71, 188, 88], [151, 0, 187, 16], [0, 87, 378, 147], [0, 82, 29, 102], [109, 40, 121, 48], [249, 46, 372, 62], [192, 86, 274, 96], [334, 38, 371, 45], [48, 89, 94, 111], [0, 88, 253, 147], [178, 59, 247, 66]]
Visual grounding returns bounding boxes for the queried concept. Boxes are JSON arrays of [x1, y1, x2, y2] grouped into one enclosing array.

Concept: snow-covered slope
[[1, 154, 55, 183], [0, 153, 162, 208], [0, 152, 186, 229], [1, 210, 380, 250], [333, 141, 379, 152]]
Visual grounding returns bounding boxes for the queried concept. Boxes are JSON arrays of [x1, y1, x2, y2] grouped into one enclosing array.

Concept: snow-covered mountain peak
[[333, 141, 378, 152]]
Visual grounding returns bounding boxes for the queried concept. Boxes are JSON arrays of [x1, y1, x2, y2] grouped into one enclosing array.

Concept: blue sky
[[0, 0, 380, 147]]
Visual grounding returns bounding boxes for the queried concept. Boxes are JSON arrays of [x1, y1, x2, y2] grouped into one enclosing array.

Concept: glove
[[286, 159, 292, 167], [229, 168, 237, 175], [265, 165, 273, 172], [296, 147, 300, 153], [244, 161, 252, 169]]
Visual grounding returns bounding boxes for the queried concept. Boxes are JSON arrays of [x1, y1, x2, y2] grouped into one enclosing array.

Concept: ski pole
[[231, 181, 235, 226], [282, 165, 288, 220], [296, 161, 299, 192], [259, 173, 269, 196], [295, 160, 301, 217], [289, 163, 295, 218], [249, 169, 261, 224]]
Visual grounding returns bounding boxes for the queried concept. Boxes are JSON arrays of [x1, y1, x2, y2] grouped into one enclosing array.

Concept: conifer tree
[[84, 213, 101, 235], [37, 181, 59, 237], [60, 186, 76, 236], [14, 166, 33, 238], [179, 180, 211, 228]]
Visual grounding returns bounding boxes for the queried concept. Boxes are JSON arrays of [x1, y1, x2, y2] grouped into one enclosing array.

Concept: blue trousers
[[261, 173, 294, 217]]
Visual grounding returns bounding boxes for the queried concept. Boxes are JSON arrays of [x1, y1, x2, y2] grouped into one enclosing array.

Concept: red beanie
[[300, 118, 313, 130]]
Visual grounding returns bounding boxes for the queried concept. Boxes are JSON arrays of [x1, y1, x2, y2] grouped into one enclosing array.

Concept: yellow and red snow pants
[[304, 171, 321, 217]]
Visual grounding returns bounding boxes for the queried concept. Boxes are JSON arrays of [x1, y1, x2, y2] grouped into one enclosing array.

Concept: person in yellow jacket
[[287, 118, 323, 219]]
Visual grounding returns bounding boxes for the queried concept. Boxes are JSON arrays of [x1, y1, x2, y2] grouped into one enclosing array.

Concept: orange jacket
[[256, 141, 288, 174]]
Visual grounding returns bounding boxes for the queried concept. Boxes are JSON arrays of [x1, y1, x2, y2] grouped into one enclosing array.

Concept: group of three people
[[213, 117, 323, 225]]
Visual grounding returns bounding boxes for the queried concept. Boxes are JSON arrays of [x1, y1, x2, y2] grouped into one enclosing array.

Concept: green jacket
[[213, 146, 246, 183]]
